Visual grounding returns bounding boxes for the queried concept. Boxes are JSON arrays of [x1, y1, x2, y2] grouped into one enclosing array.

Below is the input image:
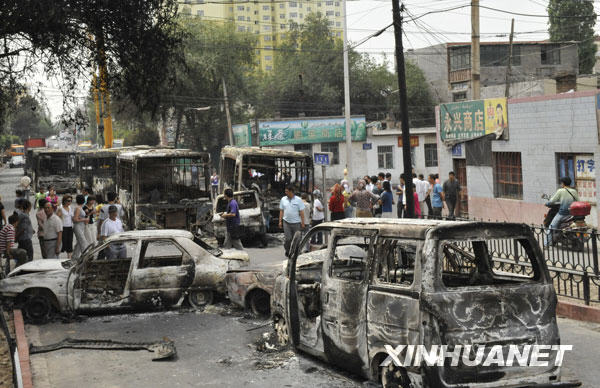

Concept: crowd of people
[[0, 184, 126, 274]]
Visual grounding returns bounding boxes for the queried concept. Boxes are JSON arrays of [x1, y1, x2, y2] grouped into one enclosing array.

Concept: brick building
[[436, 90, 600, 226]]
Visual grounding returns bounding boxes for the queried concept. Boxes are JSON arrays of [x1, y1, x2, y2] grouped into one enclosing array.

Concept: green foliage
[[10, 95, 54, 141], [0, 134, 20, 149], [548, 0, 597, 74], [256, 13, 435, 125]]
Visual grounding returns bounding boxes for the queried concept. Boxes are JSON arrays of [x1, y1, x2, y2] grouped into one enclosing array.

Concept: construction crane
[[91, 34, 113, 149]]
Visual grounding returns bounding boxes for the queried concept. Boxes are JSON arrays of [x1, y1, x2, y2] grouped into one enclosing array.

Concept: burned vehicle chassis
[[117, 149, 212, 233], [271, 219, 580, 388], [32, 149, 79, 193]]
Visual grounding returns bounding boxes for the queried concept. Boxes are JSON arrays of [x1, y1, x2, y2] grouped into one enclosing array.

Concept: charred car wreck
[[271, 219, 580, 388], [117, 148, 212, 233], [219, 146, 313, 232], [225, 269, 277, 316], [32, 149, 79, 193], [0, 230, 248, 322], [212, 190, 268, 247]]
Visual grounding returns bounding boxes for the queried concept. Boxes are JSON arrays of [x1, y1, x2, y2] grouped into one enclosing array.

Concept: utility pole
[[222, 78, 234, 145], [392, 0, 414, 218], [504, 18, 515, 98], [342, 0, 353, 189], [471, 0, 480, 100]]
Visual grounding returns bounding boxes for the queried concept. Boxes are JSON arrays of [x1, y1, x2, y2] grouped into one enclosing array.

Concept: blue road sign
[[314, 152, 331, 166]]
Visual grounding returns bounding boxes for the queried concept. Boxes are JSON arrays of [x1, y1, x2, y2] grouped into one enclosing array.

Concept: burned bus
[[79, 146, 150, 199], [32, 149, 79, 193], [219, 146, 313, 232], [116, 148, 212, 233]]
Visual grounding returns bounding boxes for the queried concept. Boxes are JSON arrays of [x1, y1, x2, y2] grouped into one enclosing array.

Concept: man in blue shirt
[[428, 174, 443, 219], [219, 188, 243, 250], [278, 185, 305, 257]]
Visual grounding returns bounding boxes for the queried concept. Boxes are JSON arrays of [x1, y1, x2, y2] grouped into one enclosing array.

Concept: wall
[[437, 90, 600, 226], [406, 44, 451, 103]]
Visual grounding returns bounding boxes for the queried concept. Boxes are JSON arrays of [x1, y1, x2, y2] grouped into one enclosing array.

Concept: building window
[[493, 152, 523, 199], [280, 3, 284, 8], [196, 0, 204, 3], [481, 45, 521, 66], [299, 13, 303, 18], [541, 44, 561, 65], [237, 16, 245, 21], [453, 92, 467, 102], [237, 5, 245, 11], [321, 143, 339, 165], [335, 1, 340, 5], [265, 55, 272, 61], [336, 31, 341, 37], [290, 12, 297, 17], [328, 20, 334, 26], [280, 13, 285, 19], [264, 35, 271, 41], [263, 25, 271, 31], [280, 24, 286, 29], [378, 146, 394, 169], [294, 144, 312, 155], [326, 10, 334, 16], [424, 144, 438, 167], [335, 11, 340, 16], [265, 65, 272, 71], [449, 46, 470, 71], [307, 7, 311, 11], [556, 153, 595, 202], [263, 15, 270, 21], [317, 2, 321, 6], [238, 26, 245, 32], [336, 22, 341, 27], [263, 5, 269, 10], [197, 10, 204, 16], [290, 1, 297, 7], [326, 1, 334, 5]]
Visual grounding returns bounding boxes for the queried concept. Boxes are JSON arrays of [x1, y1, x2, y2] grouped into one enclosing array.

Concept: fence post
[[583, 272, 591, 306], [593, 230, 599, 276]]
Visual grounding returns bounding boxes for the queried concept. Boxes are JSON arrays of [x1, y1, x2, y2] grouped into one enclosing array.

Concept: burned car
[[32, 148, 79, 193], [219, 146, 313, 232], [117, 148, 212, 232], [0, 230, 248, 323], [271, 219, 579, 388], [225, 269, 277, 316], [212, 190, 268, 247]]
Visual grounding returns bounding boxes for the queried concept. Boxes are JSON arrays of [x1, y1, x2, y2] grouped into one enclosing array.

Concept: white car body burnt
[[212, 191, 266, 244], [271, 219, 580, 388], [0, 230, 248, 321]]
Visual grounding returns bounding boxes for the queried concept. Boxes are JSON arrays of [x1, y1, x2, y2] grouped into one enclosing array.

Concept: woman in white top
[[72, 194, 90, 258], [310, 189, 325, 244], [59, 195, 75, 258]]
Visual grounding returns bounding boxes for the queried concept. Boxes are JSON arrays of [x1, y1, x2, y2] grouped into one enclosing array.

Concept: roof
[[79, 145, 152, 157], [117, 147, 210, 161], [221, 146, 311, 159], [33, 148, 78, 155], [318, 219, 531, 239], [447, 40, 578, 48], [106, 229, 194, 242]]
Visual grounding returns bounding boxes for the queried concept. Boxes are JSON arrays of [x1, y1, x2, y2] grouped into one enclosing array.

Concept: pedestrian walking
[[350, 180, 378, 218], [379, 181, 395, 218], [73, 195, 90, 258], [0, 195, 6, 228], [310, 189, 325, 244], [219, 188, 244, 250], [364, 176, 374, 193], [328, 184, 346, 221], [43, 201, 63, 259], [14, 189, 23, 209], [210, 171, 219, 199], [301, 193, 311, 229], [15, 199, 34, 261], [20, 175, 31, 199], [59, 195, 74, 258], [98, 192, 123, 232], [428, 174, 443, 219], [46, 186, 59, 210], [34, 187, 46, 209], [36, 198, 48, 258], [395, 175, 405, 218], [442, 171, 461, 220], [82, 187, 91, 204], [279, 185, 305, 257], [100, 205, 126, 259], [83, 195, 97, 245], [423, 174, 433, 218], [415, 174, 429, 219]]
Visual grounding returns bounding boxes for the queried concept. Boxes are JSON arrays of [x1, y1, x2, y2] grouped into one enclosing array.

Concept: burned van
[[32, 149, 79, 193], [79, 146, 150, 198], [212, 190, 267, 247], [117, 148, 211, 233], [219, 146, 313, 231], [271, 219, 579, 388]]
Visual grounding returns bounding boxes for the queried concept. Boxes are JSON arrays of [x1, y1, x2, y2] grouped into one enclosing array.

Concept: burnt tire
[[381, 364, 411, 388], [187, 290, 214, 309], [248, 290, 271, 317], [273, 315, 289, 346], [23, 295, 52, 324]]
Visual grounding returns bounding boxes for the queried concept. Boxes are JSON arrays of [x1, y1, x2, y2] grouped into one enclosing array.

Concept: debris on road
[[29, 337, 177, 361]]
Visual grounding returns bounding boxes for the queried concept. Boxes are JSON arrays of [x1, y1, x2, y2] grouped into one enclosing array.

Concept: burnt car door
[[128, 238, 195, 308], [320, 228, 376, 372]]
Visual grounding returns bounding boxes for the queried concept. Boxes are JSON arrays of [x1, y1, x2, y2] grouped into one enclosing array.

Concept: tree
[[0, 0, 184, 128], [548, 0, 597, 74], [256, 13, 435, 125], [10, 95, 54, 140]]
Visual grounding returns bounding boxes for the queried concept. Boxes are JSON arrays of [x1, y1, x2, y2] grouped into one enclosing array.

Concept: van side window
[[330, 236, 370, 281], [375, 239, 417, 286]]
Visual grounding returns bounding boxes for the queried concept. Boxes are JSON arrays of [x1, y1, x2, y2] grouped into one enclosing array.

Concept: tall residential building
[[180, 0, 344, 71]]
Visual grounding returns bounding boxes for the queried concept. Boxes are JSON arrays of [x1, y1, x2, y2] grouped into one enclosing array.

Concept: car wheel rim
[[189, 290, 212, 308], [250, 293, 270, 317], [26, 297, 51, 322], [274, 317, 289, 346]]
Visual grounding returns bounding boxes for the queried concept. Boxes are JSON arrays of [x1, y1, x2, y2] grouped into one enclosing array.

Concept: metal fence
[[446, 217, 600, 305]]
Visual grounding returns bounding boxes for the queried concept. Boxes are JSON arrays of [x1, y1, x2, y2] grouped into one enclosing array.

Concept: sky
[[40, 0, 600, 120]]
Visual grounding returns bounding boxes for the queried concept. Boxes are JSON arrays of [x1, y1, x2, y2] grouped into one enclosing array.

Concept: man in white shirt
[[415, 174, 430, 218], [310, 190, 325, 244], [100, 205, 126, 259], [98, 191, 124, 232]]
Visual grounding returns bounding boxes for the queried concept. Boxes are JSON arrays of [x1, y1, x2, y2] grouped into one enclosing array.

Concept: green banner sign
[[258, 117, 367, 146], [232, 123, 251, 146], [440, 97, 508, 142]]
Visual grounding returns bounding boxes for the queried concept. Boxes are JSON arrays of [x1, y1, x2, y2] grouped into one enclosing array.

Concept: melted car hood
[[7, 259, 69, 277], [220, 249, 250, 262]]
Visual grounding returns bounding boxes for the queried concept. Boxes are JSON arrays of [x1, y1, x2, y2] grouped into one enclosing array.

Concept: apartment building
[[180, 0, 344, 71]]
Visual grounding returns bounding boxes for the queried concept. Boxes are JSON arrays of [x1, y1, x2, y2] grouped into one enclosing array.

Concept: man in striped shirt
[[0, 214, 27, 275]]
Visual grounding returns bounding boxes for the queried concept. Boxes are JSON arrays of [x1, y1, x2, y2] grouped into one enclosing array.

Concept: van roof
[[319, 218, 532, 240], [118, 147, 210, 161], [221, 146, 312, 160]]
